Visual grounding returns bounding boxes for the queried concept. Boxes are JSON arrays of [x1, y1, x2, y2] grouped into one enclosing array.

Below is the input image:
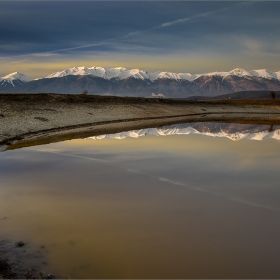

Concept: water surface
[[1, 123, 280, 278]]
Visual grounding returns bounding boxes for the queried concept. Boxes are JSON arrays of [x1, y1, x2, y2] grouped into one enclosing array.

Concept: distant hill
[[185, 91, 280, 100]]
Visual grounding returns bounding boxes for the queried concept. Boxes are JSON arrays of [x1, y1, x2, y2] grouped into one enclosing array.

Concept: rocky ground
[[1, 94, 280, 151], [0, 240, 54, 279]]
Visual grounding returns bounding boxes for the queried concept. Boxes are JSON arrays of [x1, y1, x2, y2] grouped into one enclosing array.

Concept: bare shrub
[[270, 91, 276, 99]]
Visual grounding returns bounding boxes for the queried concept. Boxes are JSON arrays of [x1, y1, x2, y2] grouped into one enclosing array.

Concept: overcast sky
[[0, 1, 280, 78]]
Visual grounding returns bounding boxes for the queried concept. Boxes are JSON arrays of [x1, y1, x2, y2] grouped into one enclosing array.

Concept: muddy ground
[[1, 94, 280, 151]]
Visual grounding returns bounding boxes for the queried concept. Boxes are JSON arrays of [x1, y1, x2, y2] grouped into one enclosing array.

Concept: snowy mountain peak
[[250, 69, 278, 79], [0, 72, 32, 87], [2, 72, 32, 82], [229, 68, 251, 77]]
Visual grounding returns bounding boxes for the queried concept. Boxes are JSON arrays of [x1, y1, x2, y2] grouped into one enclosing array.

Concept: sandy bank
[[1, 94, 280, 151]]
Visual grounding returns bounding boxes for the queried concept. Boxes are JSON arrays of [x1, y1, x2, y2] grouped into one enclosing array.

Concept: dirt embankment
[[1, 94, 280, 151]]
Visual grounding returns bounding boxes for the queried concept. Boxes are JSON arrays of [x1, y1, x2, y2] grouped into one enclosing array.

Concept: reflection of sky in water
[[0, 133, 280, 278]]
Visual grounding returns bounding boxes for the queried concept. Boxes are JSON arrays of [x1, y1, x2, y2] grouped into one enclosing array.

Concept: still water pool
[[1, 123, 280, 278]]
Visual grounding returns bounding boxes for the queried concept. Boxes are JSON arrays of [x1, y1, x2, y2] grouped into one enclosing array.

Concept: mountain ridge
[[1, 66, 280, 98], [44, 66, 280, 81], [2, 66, 280, 83]]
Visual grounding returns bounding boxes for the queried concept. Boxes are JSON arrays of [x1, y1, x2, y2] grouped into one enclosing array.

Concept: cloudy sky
[[0, 1, 280, 78]]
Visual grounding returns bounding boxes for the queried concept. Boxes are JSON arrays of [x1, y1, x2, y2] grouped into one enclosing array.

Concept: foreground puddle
[[1, 122, 280, 278]]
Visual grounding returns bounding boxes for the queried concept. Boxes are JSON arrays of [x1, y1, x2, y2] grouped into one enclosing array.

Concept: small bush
[[270, 91, 276, 99], [15, 241, 25, 247]]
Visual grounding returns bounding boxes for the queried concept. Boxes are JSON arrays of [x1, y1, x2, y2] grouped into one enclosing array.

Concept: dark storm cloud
[[0, 2, 206, 53], [0, 1, 280, 77], [0, 1, 270, 56]]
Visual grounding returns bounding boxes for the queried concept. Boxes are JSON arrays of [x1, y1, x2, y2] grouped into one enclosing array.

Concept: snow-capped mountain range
[[45, 66, 280, 82], [1, 66, 280, 98], [87, 123, 280, 142], [1, 67, 280, 85]]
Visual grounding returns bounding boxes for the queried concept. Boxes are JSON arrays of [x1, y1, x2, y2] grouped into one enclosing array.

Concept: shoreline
[[0, 240, 54, 279], [1, 94, 280, 151]]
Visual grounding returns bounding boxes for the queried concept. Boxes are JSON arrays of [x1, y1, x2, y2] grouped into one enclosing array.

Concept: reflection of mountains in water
[[88, 123, 280, 141]]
